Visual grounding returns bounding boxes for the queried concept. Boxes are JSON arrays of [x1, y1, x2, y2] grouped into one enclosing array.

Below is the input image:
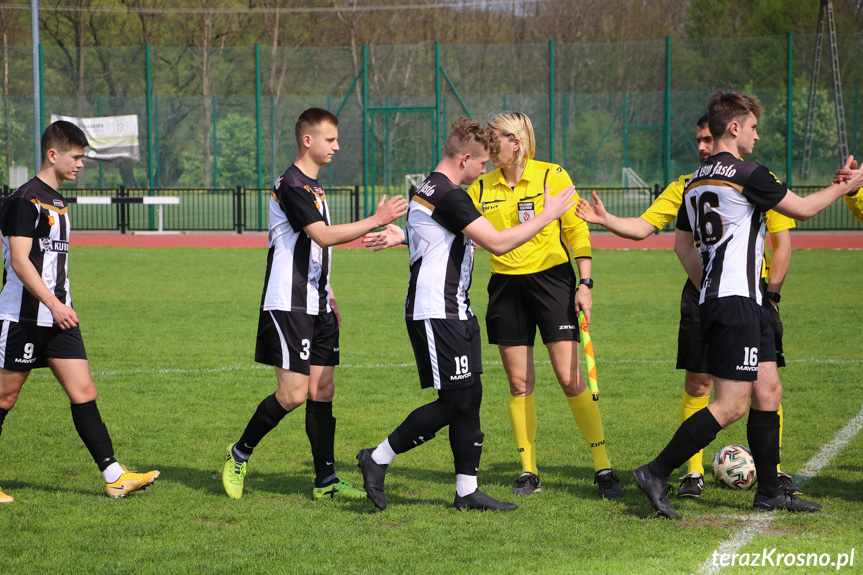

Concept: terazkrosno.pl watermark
[[712, 548, 855, 570]]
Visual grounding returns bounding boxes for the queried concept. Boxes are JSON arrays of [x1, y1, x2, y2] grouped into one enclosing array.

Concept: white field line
[[90, 357, 862, 378], [695, 405, 863, 575]]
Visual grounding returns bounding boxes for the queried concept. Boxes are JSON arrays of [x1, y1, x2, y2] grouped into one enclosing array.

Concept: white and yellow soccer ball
[[712, 444, 757, 490]]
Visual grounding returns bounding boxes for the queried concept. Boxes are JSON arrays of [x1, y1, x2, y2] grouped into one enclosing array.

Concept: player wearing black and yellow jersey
[[465, 112, 621, 499], [577, 114, 800, 498]]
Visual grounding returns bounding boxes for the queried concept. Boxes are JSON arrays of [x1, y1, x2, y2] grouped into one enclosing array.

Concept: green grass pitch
[[0, 246, 860, 574]]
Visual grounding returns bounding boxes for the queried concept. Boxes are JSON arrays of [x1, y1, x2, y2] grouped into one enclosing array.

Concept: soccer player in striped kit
[[0, 121, 159, 502], [632, 91, 863, 519], [356, 118, 577, 511], [221, 108, 407, 501]]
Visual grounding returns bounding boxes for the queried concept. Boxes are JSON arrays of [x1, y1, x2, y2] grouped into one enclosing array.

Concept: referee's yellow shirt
[[466, 159, 590, 275], [641, 172, 795, 279], [846, 189, 863, 223]]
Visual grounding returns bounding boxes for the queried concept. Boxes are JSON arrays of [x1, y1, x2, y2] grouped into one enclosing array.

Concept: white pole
[[31, 0, 41, 171]]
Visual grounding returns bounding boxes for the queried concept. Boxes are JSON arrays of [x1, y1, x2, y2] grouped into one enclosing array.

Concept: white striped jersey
[[404, 172, 482, 321], [0, 178, 72, 326], [677, 152, 786, 305], [260, 164, 332, 315]]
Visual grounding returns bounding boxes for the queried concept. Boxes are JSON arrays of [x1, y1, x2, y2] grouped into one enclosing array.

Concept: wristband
[[401, 228, 409, 246], [765, 291, 781, 303]]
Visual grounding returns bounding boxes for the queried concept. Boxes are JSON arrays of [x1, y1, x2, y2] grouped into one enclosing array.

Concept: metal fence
[[4, 182, 854, 234], [0, 185, 360, 233], [1, 35, 862, 220]]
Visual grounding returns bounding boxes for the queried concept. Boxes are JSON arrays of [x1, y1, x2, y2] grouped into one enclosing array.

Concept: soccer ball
[[712, 444, 757, 490]]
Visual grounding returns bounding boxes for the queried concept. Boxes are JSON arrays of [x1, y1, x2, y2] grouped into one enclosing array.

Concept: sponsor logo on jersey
[[415, 181, 436, 197], [53, 200, 64, 208], [450, 372, 471, 381], [518, 201, 535, 222], [735, 365, 758, 372], [48, 215, 55, 226], [39, 239, 69, 253], [696, 161, 737, 179], [14, 357, 36, 364]]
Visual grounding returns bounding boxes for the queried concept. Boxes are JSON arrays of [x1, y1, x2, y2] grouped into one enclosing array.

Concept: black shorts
[[255, 310, 339, 374], [406, 316, 482, 390], [699, 296, 777, 382], [676, 279, 708, 373], [760, 279, 786, 368], [486, 263, 580, 346], [677, 279, 785, 372], [0, 320, 87, 371]]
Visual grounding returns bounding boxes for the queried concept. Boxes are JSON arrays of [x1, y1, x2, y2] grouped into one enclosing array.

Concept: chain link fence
[[1, 35, 861, 231]]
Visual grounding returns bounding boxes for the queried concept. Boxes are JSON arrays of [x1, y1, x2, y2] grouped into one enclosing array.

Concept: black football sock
[[748, 408, 782, 497], [236, 393, 289, 459], [651, 407, 722, 480], [305, 399, 337, 486], [449, 383, 484, 475], [0, 406, 8, 438], [70, 401, 116, 471], [387, 387, 473, 454]]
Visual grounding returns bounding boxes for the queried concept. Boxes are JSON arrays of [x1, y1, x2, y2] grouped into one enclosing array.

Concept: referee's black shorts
[[485, 263, 580, 347]]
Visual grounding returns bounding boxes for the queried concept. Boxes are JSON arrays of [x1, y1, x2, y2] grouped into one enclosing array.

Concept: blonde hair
[[488, 111, 535, 166]]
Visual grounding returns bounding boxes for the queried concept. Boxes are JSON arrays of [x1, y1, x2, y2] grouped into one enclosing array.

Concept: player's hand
[[373, 194, 409, 227], [49, 302, 80, 330], [833, 156, 860, 185], [575, 191, 607, 225], [329, 294, 341, 328], [542, 184, 577, 221], [575, 286, 592, 325], [362, 224, 405, 251]]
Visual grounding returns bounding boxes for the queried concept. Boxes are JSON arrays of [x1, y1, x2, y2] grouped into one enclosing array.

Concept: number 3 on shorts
[[300, 339, 311, 360]]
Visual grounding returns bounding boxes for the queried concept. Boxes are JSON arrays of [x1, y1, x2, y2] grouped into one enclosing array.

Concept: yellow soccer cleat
[[0, 486, 13, 503], [106, 466, 160, 499]]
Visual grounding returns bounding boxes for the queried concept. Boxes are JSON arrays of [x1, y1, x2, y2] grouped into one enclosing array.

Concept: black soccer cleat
[[632, 464, 679, 519], [677, 472, 705, 498], [753, 488, 821, 513], [356, 448, 388, 510], [595, 468, 623, 500], [453, 489, 518, 511], [777, 471, 803, 495], [511, 472, 542, 495]]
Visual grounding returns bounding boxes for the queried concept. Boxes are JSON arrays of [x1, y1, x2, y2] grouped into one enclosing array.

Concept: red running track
[[72, 232, 863, 250]]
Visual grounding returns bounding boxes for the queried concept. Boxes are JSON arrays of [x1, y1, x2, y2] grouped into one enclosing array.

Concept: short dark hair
[[41, 121, 88, 162], [443, 117, 500, 159], [697, 113, 709, 129], [295, 108, 339, 147], [707, 91, 763, 139]]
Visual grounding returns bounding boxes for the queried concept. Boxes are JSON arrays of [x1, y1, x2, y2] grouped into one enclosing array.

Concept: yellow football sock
[[508, 394, 537, 474], [777, 403, 783, 472], [681, 391, 710, 475], [567, 390, 611, 471]]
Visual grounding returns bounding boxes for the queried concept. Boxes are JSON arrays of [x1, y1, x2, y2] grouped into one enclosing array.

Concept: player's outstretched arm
[[464, 184, 577, 256], [362, 224, 405, 251], [833, 157, 863, 222], [775, 157, 863, 221], [304, 194, 408, 248], [674, 229, 702, 288], [576, 191, 656, 240]]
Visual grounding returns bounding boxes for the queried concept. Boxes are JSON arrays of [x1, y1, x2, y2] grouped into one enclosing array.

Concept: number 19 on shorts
[[454, 355, 469, 375]]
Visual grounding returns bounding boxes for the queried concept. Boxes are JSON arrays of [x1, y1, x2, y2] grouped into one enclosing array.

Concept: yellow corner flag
[[579, 311, 599, 401]]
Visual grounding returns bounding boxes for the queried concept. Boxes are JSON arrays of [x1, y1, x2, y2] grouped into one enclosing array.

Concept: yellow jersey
[[466, 159, 590, 275], [845, 190, 863, 223], [642, 172, 795, 279]]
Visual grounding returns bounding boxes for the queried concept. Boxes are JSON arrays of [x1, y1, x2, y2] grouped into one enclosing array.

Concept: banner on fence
[[50, 114, 141, 163]]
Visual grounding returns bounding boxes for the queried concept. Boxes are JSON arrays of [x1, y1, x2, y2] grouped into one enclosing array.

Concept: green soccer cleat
[[222, 443, 247, 500], [313, 478, 366, 500]]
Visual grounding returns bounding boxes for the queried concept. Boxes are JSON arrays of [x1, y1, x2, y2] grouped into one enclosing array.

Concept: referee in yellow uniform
[[466, 112, 622, 499]]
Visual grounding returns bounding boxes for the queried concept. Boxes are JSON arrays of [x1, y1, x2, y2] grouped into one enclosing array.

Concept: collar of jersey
[[490, 158, 538, 188]]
